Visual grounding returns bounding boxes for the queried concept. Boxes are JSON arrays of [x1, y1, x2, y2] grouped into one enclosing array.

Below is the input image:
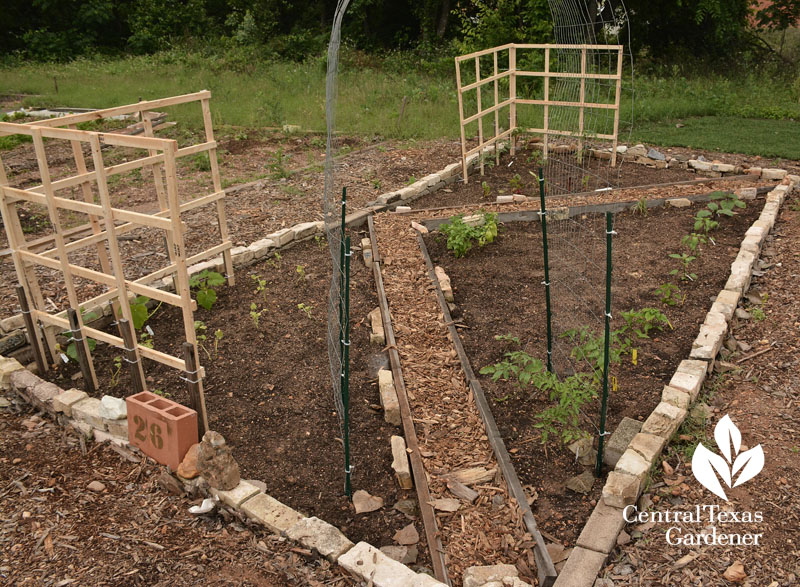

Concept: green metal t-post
[[595, 212, 614, 477], [537, 168, 554, 374], [342, 235, 352, 497]]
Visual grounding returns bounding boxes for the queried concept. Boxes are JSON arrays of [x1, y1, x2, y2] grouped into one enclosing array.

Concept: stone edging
[[0, 361, 446, 587], [553, 173, 799, 586]]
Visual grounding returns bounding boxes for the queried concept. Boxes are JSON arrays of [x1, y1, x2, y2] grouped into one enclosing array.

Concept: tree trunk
[[436, 0, 450, 38]]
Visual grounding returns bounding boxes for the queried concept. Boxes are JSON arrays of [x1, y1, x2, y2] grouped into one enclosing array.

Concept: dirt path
[[0, 401, 352, 586], [604, 192, 800, 585]]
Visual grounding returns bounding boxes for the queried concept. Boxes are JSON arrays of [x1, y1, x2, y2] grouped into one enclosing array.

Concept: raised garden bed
[[40, 234, 422, 553], [421, 196, 764, 547]]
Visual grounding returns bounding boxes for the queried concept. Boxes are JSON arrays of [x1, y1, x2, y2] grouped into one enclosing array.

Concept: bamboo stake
[[493, 50, 500, 166], [509, 46, 517, 156], [475, 56, 484, 176], [611, 47, 624, 167], [16, 285, 46, 374], [67, 308, 96, 394]]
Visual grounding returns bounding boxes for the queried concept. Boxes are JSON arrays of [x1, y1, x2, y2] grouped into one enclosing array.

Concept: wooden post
[[578, 47, 587, 158], [455, 58, 469, 183], [16, 285, 46, 374], [67, 308, 96, 394], [543, 47, 550, 161], [118, 318, 145, 394], [475, 56, 484, 176], [182, 342, 208, 436], [493, 50, 500, 166], [611, 47, 624, 167], [509, 46, 517, 156]]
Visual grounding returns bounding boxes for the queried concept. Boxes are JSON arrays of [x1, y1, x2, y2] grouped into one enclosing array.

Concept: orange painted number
[[133, 415, 147, 442]]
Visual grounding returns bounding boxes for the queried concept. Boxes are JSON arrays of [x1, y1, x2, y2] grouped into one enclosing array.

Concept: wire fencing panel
[[323, 0, 354, 495]]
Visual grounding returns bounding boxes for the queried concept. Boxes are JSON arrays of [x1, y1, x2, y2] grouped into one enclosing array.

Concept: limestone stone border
[[553, 173, 799, 586], [0, 360, 445, 587]]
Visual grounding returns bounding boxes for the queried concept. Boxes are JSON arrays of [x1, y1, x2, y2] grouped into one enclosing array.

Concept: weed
[[191, 153, 211, 172], [314, 234, 326, 248], [267, 148, 290, 179], [633, 197, 648, 216], [439, 212, 499, 258], [153, 389, 172, 399], [581, 175, 590, 189], [751, 307, 766, 321], [189, 270, 225, 311], [298, 302, 313, 318], [371, 178, 382, 190], [295, 264, 306, 283], [267, 251, 282, 269], [655, 283, 683, 306], [481, 181, 491, 198], [407, 176, 417, 185]]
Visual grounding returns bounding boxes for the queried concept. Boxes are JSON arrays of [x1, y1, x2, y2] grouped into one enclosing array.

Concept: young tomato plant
[[669, 252, 697, 281], [655, 283, 683, 306], [707, 191, 746, 218], [508, 173, 524, 193], [251, 273, 267, 301], [249, 303, 266, 327], [297, 303, 313, 318], [190, 270, 225, 311]]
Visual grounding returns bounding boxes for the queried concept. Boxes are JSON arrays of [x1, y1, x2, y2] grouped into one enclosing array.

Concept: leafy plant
[[194, 320, 211, 360], [110, 355, 123, 388], [633, 197, 649, 216], [249, 303, 266, 327], [508, 173, 523, 193], [482, 181, 491, 198], [655, 283, 683, 306], [751, 307, 766, 321], [267, 251, 282, 269], [190, 270, 225, 310], [407, 175, 417, 185], [296, 264, 306, 283], [439, 212, 499, 258], [129, 295, 161, 330], [298, 302, 313, 318], [267, 148, 290, 179], [707, 191, 746, 218], [60, 309, 99, 363], [214, 329, 224, 353], [621, 308, 671, 339], [693, 209, 719, 234], [139, 328, 154, 349], [669, 253, 698, 281], [681, 232, 707, 254]]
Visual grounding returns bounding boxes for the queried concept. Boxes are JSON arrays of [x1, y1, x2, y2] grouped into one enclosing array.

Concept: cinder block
[[338, 542, 443, 587], [603, 417, 642, 468], [242, 493, 304, 533]]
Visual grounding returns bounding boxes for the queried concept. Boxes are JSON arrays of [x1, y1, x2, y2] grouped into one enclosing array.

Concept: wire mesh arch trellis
[[323, 0, 355, 497]]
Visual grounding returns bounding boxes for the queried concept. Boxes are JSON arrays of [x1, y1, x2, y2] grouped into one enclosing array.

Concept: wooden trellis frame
[[455, 44, 624, 183], [0, 92, 233, 428]]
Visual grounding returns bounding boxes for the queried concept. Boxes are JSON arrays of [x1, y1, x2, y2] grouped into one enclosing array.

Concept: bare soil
[[38, 235, 425, 556], [0, 401, 353, 586], [607, 192, 800, 585], [423, 198, 763, 546]]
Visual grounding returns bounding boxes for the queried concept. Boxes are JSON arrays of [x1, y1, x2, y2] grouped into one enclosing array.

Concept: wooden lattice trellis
[[455, 44, 624, 182], [0, 92, 234, 429]]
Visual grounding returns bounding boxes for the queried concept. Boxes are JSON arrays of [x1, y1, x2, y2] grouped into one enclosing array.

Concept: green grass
[[633, 116, 800, 160], [1, 50, 798, 157]]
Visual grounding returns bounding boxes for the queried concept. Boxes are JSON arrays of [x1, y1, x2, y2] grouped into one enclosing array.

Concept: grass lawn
[[633, 116, 800, 161]]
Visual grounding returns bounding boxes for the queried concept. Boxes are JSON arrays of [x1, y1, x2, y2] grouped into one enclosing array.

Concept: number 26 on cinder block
[[132, 414, 164, 450]]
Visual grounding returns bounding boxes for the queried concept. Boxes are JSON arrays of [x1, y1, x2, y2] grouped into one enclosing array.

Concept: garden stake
[[338, 187, 347, 368], [342, 235, 352, 497], [595, 212, 614, 477], [182, 341, 207, 437], [118, 318, 145, 395], [66, 308, 96, 394], [16, 285, 46, 374], [537, 168, 554, 373]]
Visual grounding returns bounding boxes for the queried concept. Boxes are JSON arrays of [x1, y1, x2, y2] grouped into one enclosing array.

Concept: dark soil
[[410, 141, 701, 209], [41, 235, 423, 554], [423, 198, 763, 545]]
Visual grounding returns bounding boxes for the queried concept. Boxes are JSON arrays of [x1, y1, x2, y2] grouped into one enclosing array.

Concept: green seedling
[[508, 173, 523, 193], [59, 309, 99, 363], [693, 209, 719, 235], [249, 303, 266, 327], [751, 307, 766, 321], [482, 181, 491, 198], [251, 273, 267, 301], [681, 232, 707, 254], [267, 147, 290, 179], [267, 251, 282, 269], [669, 253, 697, 281], [407, 175, 417, 185], [708, 191, 746, 218], [214, 329, 224, 354], [298, 303, 313, 318], [110, 355, 123, 388], [296, 264, 306, 283], [655, 283, 684, 307]]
